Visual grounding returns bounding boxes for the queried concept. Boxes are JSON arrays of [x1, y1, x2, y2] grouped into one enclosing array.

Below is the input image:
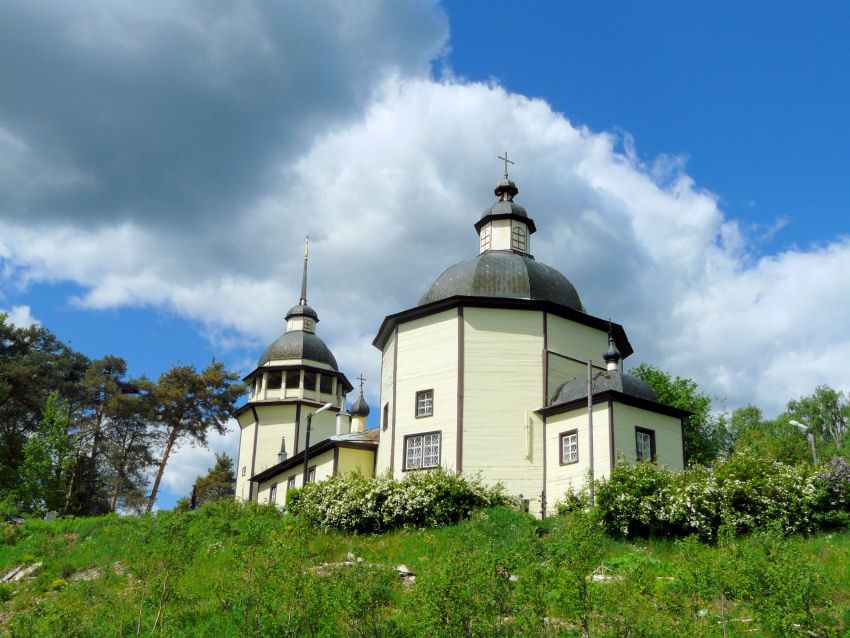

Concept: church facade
[[235, 170, 686, 517]]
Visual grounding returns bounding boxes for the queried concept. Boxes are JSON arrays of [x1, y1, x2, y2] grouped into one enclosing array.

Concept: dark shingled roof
[[257, 330, 338, 370], [474, 200, 537, 234], [350, 393, 370, 417], [550, 370, 658, 406], [285, 303, 318, 321], [418, 250, 584, 311]]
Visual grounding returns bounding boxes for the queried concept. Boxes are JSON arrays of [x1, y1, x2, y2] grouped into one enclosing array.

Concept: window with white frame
[[307, 466, 316, 483], [479, 224, 491, 252], [269, 484, 277, 503], [286, 476, 296, 491], [404, 432, 440, 470], [511, 225, 527, 252], [635, 427, 655, 461], [559, 430, 578, 465], [241, 466, 246, 476], [416, 389, 433, 417]]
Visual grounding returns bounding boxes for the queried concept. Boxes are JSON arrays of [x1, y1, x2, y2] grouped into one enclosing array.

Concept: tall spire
[[299, 235, 309, 305]]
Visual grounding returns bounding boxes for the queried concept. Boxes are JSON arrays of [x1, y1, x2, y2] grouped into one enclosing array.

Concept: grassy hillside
[[0, 503, 848, 637]]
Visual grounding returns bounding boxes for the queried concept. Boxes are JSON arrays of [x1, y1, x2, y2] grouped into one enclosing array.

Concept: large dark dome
[[257, 331, 338, 370], [418, 250, 584, 311]]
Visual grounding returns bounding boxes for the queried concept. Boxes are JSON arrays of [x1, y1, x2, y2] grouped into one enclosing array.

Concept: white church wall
[[462, 307, 544, 507], [546, 352, 589, 403], [375, 333, 396, 473], [295, 408, 337, 454], [337, 447, 376, 477], [235, 410, 256, 501], [612, 404, 684, 470], [545, 402, 612, 507], [392, 309, 459, 475], [252, 404, 298, 475], [546, 315, 610, 366]]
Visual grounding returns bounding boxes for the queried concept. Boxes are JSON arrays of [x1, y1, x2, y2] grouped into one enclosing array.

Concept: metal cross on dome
[[357, 373, 366, 391], [498, 151, 514, 179]]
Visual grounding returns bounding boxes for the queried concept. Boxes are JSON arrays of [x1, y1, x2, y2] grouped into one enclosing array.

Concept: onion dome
[[418, 168, 582, 311], [603, 331, 621, 370], [257, 331, 338, 369], [285, 303, 318, 322], [350, 391, 370, 417], [257, 235, 337, 369]]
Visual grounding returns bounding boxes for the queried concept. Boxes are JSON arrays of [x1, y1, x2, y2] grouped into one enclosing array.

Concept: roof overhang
[[234, 397, 343, 419], [372, 295, 633, 357], [250, 437, 377, 484], [537, 388, 692, 419]]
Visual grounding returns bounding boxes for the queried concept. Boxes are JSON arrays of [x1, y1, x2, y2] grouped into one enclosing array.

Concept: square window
[[635, 427, 656, 461], [416, 390, 433, 417], [319, 374, 333, 394], [266, 371, 283, 389], [285, 370, 300, 389], [559, 430, 578, 465], [404, 432, 441, 470], [303, 370, 317, 392]]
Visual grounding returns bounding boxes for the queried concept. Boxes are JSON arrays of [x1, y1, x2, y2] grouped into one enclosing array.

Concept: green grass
[[0, 503, 848, 636]]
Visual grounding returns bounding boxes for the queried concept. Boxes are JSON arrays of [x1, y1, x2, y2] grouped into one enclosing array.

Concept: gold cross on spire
[[356, 373, 366, 392], [498, 151, 514, 179]]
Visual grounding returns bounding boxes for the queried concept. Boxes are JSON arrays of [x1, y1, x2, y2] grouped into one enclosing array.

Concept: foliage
[[595, 450, 846, 540], [1, 503, 847, 636], [190, 453, 236, 508], [145, 361, 245, 512], [14, 392, 74, 514], [286, 469, 512, 533], [630, 363, 729, 464]]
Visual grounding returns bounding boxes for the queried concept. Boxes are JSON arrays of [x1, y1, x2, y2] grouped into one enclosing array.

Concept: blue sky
[[1, 1, 848, 509]]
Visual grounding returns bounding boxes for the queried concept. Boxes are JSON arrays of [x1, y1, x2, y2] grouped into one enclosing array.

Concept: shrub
[[597, 450, 831, 539], [812, 457, 850, 529], [286, 469, 511, 533]]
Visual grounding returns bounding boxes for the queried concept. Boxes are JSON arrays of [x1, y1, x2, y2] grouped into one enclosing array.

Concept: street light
[[303, 402, 333, 486], [789, 419, 818, 464]]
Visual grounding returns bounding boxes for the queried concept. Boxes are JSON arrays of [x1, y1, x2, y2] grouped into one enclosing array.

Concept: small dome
[[258, 330, 338, 369], [419, 250, 584, 311], [549, 370, 658, 406], [350, 392, 370, 417], [474, 200, 537, 234], [285, 303, 318, 321]]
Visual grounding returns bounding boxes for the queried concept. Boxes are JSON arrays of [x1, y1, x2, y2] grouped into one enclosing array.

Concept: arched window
[[511, 225, 527, 252]]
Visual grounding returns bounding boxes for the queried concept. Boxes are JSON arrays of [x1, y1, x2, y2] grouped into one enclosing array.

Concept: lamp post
[[303, 402, 333, 486], [789, 419, 818, 464]]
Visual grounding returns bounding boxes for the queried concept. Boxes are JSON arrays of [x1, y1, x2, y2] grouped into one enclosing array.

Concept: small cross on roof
[[498, 151, 515, 179], [357, 373, 366, 392]]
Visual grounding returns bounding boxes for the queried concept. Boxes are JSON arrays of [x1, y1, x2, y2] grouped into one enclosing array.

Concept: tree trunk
[[81, 406, 105, 514], [146, 429, 177, 512]]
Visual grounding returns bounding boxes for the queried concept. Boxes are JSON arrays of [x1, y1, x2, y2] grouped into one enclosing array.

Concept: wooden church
[[235, 163, 687, 517]]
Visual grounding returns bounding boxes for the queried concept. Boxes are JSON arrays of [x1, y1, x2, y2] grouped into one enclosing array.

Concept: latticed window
[[286, 476, 296, 491], [479, 224, 491, 252], [511, 225, 527, 252], [635, 428, 655, 461], [269, 484, 277, 503], [416, 390, 433, 417], [405, 432, 440, 470], [560, 430, 578, 464]]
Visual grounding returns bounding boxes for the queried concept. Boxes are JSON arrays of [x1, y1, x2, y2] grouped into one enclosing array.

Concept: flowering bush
[[596, 450, 838, 540], [812, 457, 850, 529], [286, 469, 511, 533]]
